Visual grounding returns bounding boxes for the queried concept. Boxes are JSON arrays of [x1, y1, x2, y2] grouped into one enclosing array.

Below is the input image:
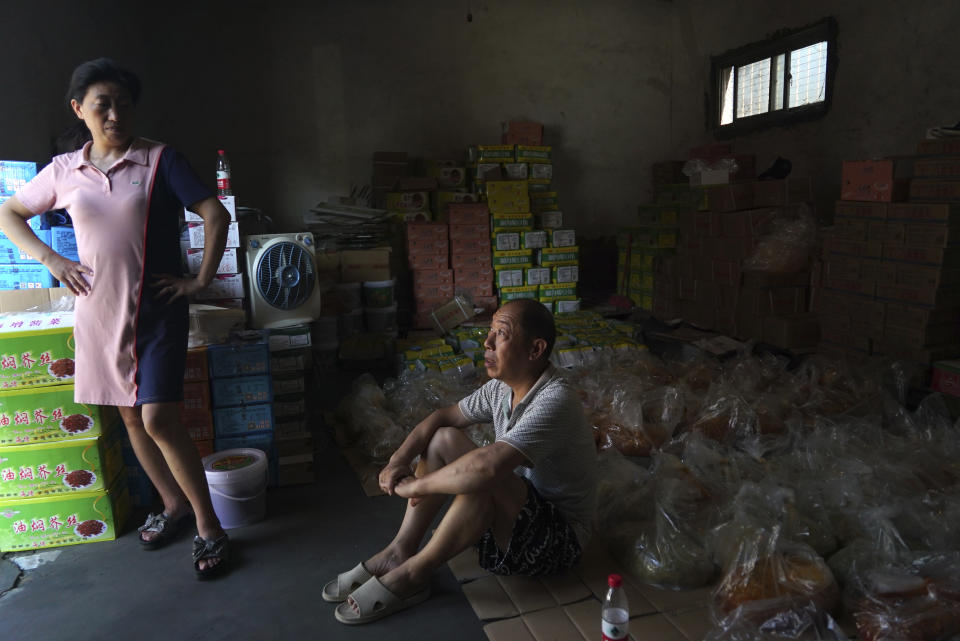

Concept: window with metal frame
[[712, 18, 837, 137]]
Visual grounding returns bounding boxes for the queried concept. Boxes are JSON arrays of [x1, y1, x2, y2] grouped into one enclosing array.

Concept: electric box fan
[[245, 232, 323, 329]]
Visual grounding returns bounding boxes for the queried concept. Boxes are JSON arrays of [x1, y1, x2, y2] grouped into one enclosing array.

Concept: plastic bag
[[712, 526, 839, 621], [682, 157, 740, 177], [743, 204, 817, 274], [852, 554, 960, 641], [705, 600, 846, 641], [334, 373, 410, 461]]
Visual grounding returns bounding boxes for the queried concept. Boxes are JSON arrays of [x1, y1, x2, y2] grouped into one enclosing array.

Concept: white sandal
[[334, 576, 430, 625], [322, 563, 373, 603]]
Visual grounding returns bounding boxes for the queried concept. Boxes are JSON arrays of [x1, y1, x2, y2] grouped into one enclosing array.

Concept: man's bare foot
[[348, 565, 425, 614], [363, 543, 411, 577]]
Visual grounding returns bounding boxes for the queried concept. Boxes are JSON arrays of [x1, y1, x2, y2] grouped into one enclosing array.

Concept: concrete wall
[[0, 0, 675, 234], [2, 1, 957, 235], [669, 0, 960, 221]]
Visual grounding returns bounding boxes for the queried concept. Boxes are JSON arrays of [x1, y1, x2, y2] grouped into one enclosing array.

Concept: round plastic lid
[[363, 279, 395, 287], [607, 574, 623, 588], [202, 448, 268, 481]]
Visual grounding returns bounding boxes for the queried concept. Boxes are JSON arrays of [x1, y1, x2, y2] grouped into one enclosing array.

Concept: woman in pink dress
[[0, 58, 232, 578]]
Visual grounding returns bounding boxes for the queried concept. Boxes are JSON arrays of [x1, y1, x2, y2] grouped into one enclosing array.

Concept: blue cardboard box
[[207, 333, 271, 378], [210, 374, 273, 408], [213, 403, 274, 438], [0, 161, 36, 198], [0, 263, 55, 290], [0, 230, 50, 264], [50, 227, 78, 262]]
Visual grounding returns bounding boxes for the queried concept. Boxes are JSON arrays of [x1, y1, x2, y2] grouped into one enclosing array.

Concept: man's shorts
[[476, 479, 582, 575]]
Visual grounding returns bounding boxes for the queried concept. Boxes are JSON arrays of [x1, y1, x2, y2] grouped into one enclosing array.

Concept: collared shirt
[[459, 364, 597, 546]]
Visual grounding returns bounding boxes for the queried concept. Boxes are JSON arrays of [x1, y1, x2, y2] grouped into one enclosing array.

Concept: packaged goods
[[210, 375, 273, 408], [493, 231, 520, 252], [0, 476, 129, 552], [496, 269, 523, 289], [486, 181, 529, 214], [530, 163, 553, 181], [502, 163, 528, 180], [207, 336, 270, 378], [525, 267, 551, 286], [492, 249, 535, 270], [515, 145, 552, 163], [499, 285, 539, 301], [0, 310, 75, 390], [0, 385, 113, 445], [537, 246, 579, 267], [539, 283, 577, 299], [529, 191, 559, 212], [537, 210, 563, 228], [447, 203, 489, 226], [549, 229, 576, 248], [213, 403, 274, 438], [476, 145, 515, 163], [522, 230, 547, 249], [491, 213, 535, 231], [526, 178, 551, 193]]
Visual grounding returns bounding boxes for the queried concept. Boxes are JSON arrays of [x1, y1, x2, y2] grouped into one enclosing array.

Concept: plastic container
[[602, 573, 629, 640], [333, 282, 362, 312], [202, 448, 268, 529], [364, 303, 398, 333], [338, 308, 364, 339], [362, 279, 395, 308], [312, 314, 339, 343]]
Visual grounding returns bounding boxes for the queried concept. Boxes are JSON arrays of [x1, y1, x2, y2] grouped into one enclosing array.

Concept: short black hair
[[503, 298, 556, 361], [65, 58, 141, 106]]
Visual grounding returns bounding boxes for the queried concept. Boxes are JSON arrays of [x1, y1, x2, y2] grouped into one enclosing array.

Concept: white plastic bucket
[[312, 314, 339, 343], [202, 448, 268, 530], [362, 279, 395, 308], [333, 282, 362, 312], [364, 303, 398, 333], [338, 308, 364, 338]]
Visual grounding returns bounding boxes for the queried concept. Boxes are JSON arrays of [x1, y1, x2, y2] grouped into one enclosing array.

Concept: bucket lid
[[363, 279, 395, 287], [202, 448, 268, 482]]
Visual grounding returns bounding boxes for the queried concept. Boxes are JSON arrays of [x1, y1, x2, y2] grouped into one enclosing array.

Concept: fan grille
[[255, 241, 316, 310]]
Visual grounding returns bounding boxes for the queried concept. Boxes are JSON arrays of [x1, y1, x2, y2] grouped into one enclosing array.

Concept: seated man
[[324, 298, 598, 625]]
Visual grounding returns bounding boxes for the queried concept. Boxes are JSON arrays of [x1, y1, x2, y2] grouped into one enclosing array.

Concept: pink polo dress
[[15, 138, 212, 407]]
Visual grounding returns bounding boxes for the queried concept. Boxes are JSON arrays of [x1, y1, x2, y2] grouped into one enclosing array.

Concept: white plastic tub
[[364, 303, 398, 333], [362, 279, 395, 308], [202, 448, 268, 529]]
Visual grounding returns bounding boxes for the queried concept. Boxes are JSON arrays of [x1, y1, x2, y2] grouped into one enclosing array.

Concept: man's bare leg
[[363, 427, 478, 576]]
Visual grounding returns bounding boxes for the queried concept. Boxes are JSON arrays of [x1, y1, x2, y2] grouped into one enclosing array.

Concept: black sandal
[[138, 512, 191, 550], [193, 534, 230, 579]]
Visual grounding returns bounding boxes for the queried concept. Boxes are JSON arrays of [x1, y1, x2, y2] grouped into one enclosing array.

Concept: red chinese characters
[[30, 518, 44, 532], [48, 515, 62, 530], [35, 464, 50, 480], [0, 356, 15, 370], [55, 464, 67, 477], [18, 466, 33, 480], [19, 353, 35, 368], [66, 514, 78, 527], [32, 409, 47, 423], [38, 352, 51, 365], [1, 468, 14, 481], [51, 408, 63, 421], [13, 412, 28, 425], [12, 520, 26, 534]]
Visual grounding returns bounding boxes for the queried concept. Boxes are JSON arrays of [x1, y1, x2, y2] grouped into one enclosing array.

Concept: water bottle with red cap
[[602, 573, 629, 640]]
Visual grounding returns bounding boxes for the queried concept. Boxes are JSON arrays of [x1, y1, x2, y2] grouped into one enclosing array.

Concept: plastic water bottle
[[216, 150, 232, 196], [602, 573, 629, 640]]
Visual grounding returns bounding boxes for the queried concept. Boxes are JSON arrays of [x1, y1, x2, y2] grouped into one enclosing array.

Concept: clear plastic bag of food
[[852, 553, 960, 641], [712, 526, 839, 622], [705, 599, 847, 641], [335, 373, 409, 461], [743, 204, 817, 274]]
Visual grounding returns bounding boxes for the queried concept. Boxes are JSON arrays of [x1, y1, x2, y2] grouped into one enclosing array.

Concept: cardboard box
[[426, 165, 466, 189], [494, 232, 521, 252], [448, 203, 490, 226], [917, 139, 960, 155], [525, 267, 551, 286], [180, 380, 212, 424], [835, 201, 888, 219], [908, 179, 960, 202], [529, 192, 558, 213], [455, 266, 494, 284], [429, 296, 475, 333], [549, 229, 576, 248], [414, 282, 455, 301], [0, 425, 121, 498], [537, 211, 563, 229], [476, 145, 515, 163], [493, 249, 535, 270], [553, 265, 579, 283], [214, 431, 274, 460], [183, 195, 236, 222], [887, 202, 960, 222], [523, 230, 548, 250], [0, 385, 113, 446], [270, 347, 311, 375], [408, 252, 449, 271], [882, 245, 960, 267], [501, 121, 543, 146], [193, 273, 244, 300], [432, 190, 477, 219], [876, 282, 960, 307], [473, 295, 498, 314], [903, 222, 960, 247], [752, 177, 813, 207], [183, 247, 239, 275], [450, 237, 491, 256], [451, 252, 493, 271], [885, 302, 960, 329], [340, 248, 392, 282], [0, 309, 75, 390], [491, 213, 535, 231], [207, 338, 270, 378], [187, 221, 240, 249], [824, 236, 883, 258], [213, 403, 274, 438], [738, 286, 807, 316], [497, 270, 524, 289], [0, 263, 55, 290], [413, 269, 453, 287], [515, 146, 551, 163], [487, 181, 529, 214], [841, 160, 909, 202], [210, 375, 273, 408], [537, 247, 579, 267], [0, 475, 129, 552], [868, 221, 905, 245], [0, 230, 50, 265], [449, 223, 492, 240], [277, 453, 314, 486], [385, 191, 429, 212], [690, 169, 730, 186], [499, 285, 539, 301], [913, 157, 960, 179], [406, 222, 448, 243], [457, 282, 494, 298]]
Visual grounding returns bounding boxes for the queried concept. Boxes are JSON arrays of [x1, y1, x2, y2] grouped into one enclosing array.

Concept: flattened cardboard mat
[[447, 540, 715, 641]]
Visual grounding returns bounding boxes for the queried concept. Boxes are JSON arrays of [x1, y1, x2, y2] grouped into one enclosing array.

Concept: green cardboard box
[[0, 384, 114, 446], [537, 246, 579, 267], [499, 285, 539, 301], [0, 425, 122, 498], [0, 475, 129, 552], [492, 249, 534, 270], [539, 284, 578, 299], [0, 310, 75, 390]]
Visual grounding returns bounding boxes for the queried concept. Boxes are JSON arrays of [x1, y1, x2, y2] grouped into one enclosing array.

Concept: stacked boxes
[[207, 332, 275, 480], [384, 176, 436, 222], [408, 221, 453, 329], [616, 202, 685, 314], [450, 203, 495, 316], [0, 305, 129, 551], [183, 195, 244, 307], [817, 145, 960, 364], [267, 325, 315, 487], [0, 161, 57, 289], [181, 347, 214, 458], [653, 173, 817, 348]]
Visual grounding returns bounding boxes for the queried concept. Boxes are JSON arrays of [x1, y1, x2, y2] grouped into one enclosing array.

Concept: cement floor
[[0, 427, 487, 641]]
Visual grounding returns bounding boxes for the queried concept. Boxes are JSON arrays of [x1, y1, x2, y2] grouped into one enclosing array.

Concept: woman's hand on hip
[[45, 255, 93, 296], [151, 273, 205, 303]]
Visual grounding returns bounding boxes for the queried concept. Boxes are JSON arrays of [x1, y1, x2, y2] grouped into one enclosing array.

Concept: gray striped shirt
[[459, 365, 597, 546]]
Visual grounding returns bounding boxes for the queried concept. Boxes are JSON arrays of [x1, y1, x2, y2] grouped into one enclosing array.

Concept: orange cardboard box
[[406, 222, 448, 242], [841, 160, 909, 202], [414, 282, 455, 300], [501, 121, 543, 146], [450, 223, 491, 240], [412, 269, 453, 287], [408, 253, 449, 270], [457, 282, 495, 298], [451, 252, 493, 271], [184, 347, 208, 382], [451, 236, 491, 254], [448, 203, 490, 226], [456, 266, 495, 283]]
